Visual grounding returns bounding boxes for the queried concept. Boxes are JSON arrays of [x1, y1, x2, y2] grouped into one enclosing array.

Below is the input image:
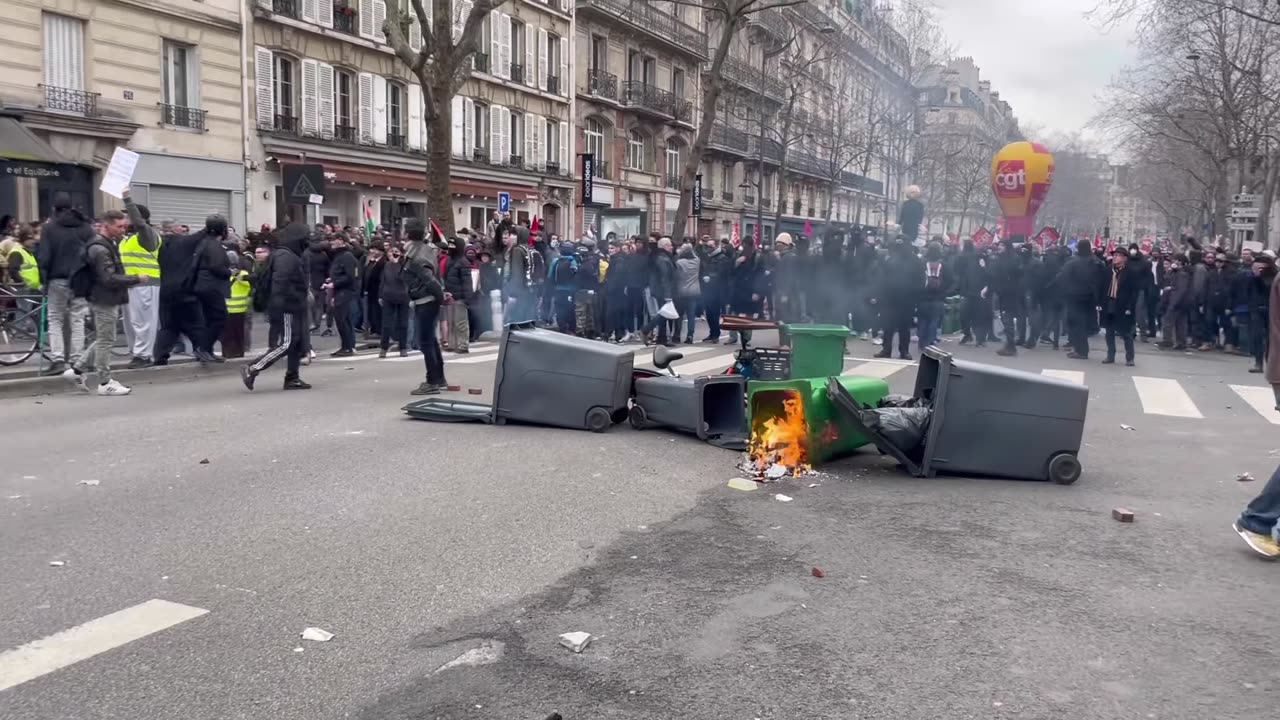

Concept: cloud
[[929, 0, 1139, 136]]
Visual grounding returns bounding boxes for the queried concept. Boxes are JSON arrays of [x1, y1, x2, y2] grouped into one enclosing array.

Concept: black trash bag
[[877, 394, 926, 409], [860, 406, 933, 453]]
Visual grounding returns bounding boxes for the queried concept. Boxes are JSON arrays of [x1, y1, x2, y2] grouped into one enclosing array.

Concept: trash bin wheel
[[1048, 453, 1082, 485], [628, 404, 648, 430], [586, 407, 613, 433]]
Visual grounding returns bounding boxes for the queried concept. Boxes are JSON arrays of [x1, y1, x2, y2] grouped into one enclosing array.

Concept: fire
[[747, 391, 810, 478]]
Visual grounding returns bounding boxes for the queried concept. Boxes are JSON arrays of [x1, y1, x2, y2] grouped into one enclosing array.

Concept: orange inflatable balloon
[[990, 141, 1054, 238]]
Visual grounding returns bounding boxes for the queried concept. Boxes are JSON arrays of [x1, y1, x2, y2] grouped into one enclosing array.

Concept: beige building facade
[[0, 0, 246, 228]]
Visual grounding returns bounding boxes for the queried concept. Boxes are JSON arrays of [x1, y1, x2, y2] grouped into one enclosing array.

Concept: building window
[[274, 55, 296, 121], [584, 118, 604, 160], [628, 51, 656, 85], [161, 41, 197, 109], [720, 164, 733, 194], [335, 70, 354, 138], [473, 100, 488, 154], [665, 144, 683, 186], [591, 35, 607, 72], [547, 32, 562, 93], [511, 19, 525, 81], [509, 111, 523, 164], [672, 68, 685, 99], [42, 13, 85, 91], [627, 129, 651, 171], [544, 118, 560, 170], [387, 81, 405, 145]]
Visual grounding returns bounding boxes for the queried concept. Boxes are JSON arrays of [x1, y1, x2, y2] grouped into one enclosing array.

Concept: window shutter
[[423, 0, 433, 33], [525, 24, 536, 88], [359, 0, 375, 38], [537, 29, 549, 91], [499, 14, 512, 80], [302, 0, 319, 24], [374, 0, 387, 42], [489, 104, 502, 164], [257, 0, 272, 8], [373, 78, 388, 144], [488, 10, 501, 75], [452, 0, 465, 41], [358, 72, 375, 143], [558, 36, 568, 96], [560, 121, 569, 175], [500, 107, 512, 165], [451, 96, 465, 157], [301, 59, 319, 135], [524, 112, 535, 166], [317, 0, 333, 27], [318, 62, 335, 137], [43, 14, 85, 90], [463, 98, 475, 157], [409, 17, 423, 52], [559, 0, 568, 11], [254, 46, 274, 129], [534, 114, 545, 170], [408, 84, 424, 150]]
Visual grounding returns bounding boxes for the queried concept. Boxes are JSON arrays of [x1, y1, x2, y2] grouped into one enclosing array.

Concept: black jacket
[[303, 241, 330, 292], [328, 247, 359, 303], [604, 253, 629, 296], [265, 233, 309, 315], [444, 254, 474, 301], [730, 252, 766, 307], [898, 199, 925, 244], [37, 209, 94, 282], [877, 248, 924, 305], [955, 250, 988, 297], [650, 249, 676, 301], [920, 259, 955, 302], [157, 232, 202, 296], [1054, 254, 1101, 303], [192, 233, 233, 296], [1098, 264, 1141, 317], [85, 236, 140, 306], [363, 258, 384, 299], [700, 247, 733, 298], [379, 261, 409, 305], [773, 248, 802, 301]]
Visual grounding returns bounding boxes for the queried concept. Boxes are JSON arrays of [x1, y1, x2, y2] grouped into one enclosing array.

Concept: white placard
[[308, 194, 324, 205], [98, 147, 140, 199]]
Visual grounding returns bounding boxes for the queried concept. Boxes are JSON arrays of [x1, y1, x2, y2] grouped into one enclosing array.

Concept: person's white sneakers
[[97, 379, 132, 396], [62, 367, 89, 393]]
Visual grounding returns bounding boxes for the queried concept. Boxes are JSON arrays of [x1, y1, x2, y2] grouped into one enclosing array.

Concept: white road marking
[[447, 347, 504, 364], [1229, 385, 1280, 425], [842, 360, 912, 379], [1132, 376, 1203, 419], [1041, 369, 1085, 385], [844, 355, 917, 366], [0, 599, 208, 692]]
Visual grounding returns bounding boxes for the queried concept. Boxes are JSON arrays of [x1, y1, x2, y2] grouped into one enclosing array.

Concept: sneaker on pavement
[[283, 377, 312, 390], [97, 379, 132, 396], [240, 366, 257, 391], [1234, 521, 1280, 559], [125, 356, 152, 369], [62, 367, 89, 393], [378, 349, 388, 359], [41, 361, 66, 376], [330, 348, 354, 357], [410, 381, 440, 396]]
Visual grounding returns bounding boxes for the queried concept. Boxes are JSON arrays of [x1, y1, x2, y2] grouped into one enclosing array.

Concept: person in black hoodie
[[873, 239, 924, 360], [324, 234, 359, 356], [698, 236, 732, 342], [1055, 243, 1102, 359], [917, 242, 953, 351], [988, 241, 1027, 357], [955, 240, 990, 347], [378, 243, 410, 358], [1246, 254, 1276, 373], [303, 236, 330, 333], [190, 215, 233, 361], [728, 241, 764, 346], [153, 226, 210, 366], [1028, 244, 1066, 349], [639, 236, 676, 347], [241, 225, 311, 390], [36, 193, 94, 374], [362, 244, 385, 339], [443, 238, 473, 352]]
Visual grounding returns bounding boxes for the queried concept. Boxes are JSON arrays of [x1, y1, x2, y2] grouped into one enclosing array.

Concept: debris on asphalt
[[300, 627, 334, 642], [807, 483, 819, 488], [77, 479, 99, 486], [6, 495, 22, 500], [49, 560, 66, 567], [198, 458, 210, 464], [446, 384, 461, 392], [775, 494, 794, 503], [22, 475, 36, 480], [1112, 508, 1135, 523], [293, 647, 304, 653], [344, 366, 355, 370], [433, 640, 505, 673], [1120, 424, 1136, 431], [1236, 472, 1255, 482], [558, 631, 593, 653], [811, 567, 825, 578], [727, 478, 758, 492], [468, 388, 483, 395], [764, 463, 789, 480]]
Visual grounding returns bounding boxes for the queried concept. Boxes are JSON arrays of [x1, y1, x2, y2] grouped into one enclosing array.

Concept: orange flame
[[749, 391, 810, 475]]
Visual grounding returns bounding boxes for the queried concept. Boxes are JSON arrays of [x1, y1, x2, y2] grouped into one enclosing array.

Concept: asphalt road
[[2, 329, 1277, 720]]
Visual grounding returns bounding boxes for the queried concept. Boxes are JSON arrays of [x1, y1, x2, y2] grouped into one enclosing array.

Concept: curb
[[0, 357, 253, 400]]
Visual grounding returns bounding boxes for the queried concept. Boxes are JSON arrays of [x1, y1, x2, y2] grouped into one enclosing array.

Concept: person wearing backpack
[[241, 223, 311, 391], [403, 219, 447, 395], [917, 241, 953, 352], [66, 210, 147, 395], [36, 193, 94, 375], [548, 242, 579, 334]]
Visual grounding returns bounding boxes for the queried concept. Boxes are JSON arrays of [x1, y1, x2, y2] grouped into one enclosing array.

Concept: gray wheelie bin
[[630, 347, 748, 449], [404, 321, 634, 432]]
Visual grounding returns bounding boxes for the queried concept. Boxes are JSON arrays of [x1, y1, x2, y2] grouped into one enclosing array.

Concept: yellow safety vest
[[13, 246, 40, 290], [119, 233, 161, 278], [227, 271, 251, 314]]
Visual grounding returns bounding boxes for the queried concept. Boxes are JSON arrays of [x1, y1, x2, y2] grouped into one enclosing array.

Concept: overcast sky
[[927, 0, 1139, 139]]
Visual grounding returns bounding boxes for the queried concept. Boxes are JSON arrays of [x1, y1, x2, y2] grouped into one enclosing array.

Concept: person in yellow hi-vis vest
[[121, 189, 161, 367], [221, 269, 252, 358], [6, 226, 41, 291]]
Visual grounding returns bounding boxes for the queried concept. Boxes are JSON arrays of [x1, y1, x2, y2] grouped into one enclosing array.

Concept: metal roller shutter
[[145, 186, 232, 230]]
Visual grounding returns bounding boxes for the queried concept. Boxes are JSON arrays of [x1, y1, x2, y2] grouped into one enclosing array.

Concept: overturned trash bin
[[630, 346, 748, 449], [747, 375, 890, 466], [827, 347, 1088, 484], [404, 321, 634, 432]]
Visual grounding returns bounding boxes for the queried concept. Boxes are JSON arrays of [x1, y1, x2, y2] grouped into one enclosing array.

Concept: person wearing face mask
[[1098, 245, 1140, 366]]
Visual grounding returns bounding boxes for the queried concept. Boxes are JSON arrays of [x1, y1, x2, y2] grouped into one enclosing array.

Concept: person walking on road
[[874, 239, 923, 361], [1056, 243, 1101, 360], [1099, 246, 1140, 366], [1246, 253, 1275, 374], [917, 242, 953, 352], [639, 237, 676, 347], [120, 189, 162, 368], [1234, 461, 1280, 558], [673, 241, 702, 343], [36, 192, 93, 375], [241, 226, 310, 391], [1159, 255, 1193, 351], [67, 210, 147, 395], [404, 220, 447, 395], [443, 239, 473, 352], [191, 216, 233, 362], [325, 233, 359, 357], [377, 244, 410, 358]]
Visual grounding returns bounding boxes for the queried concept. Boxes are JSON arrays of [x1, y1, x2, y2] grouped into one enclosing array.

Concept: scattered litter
[[433, 640, 505, 673], [22, 475, 36, 480], [764, 463, 789, 480], [638, 525, 648, 530], [293, 647, 304, 653], [344, 366, 355, 371], [300, 627, 334, 642], [727, 477, 758, 492], [1120, 424, 1135, 431], [629, 555, 637, 560], [769, 526, 781, 530], [775, 494, 793, 503], [811, 567, 825, 578], [558, 631, 593, 653], [807, 483, 819, 488], [161, 576, 169, 580], [77, 479, 99, 486], [1112, 508, 1135, 523], [198, 458, 210, 465], [446, 384, 461, 392], [6, 495, 22, 500], [49, 560, 65, 567], [1236, 472, 1255, 482]]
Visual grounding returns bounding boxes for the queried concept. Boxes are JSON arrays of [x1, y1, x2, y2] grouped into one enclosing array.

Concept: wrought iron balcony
[[665, 175, 681, 190], [747, 135, 783, 163], [788, 151, 827, 177], [547, 75, 561, 95], [594, 160, 611, 179], [387, 132, 408, 151], [273, 0, 301, 20], [585, 69, 617, 100], [708, 123, 749, 154], [714, 56, 786, 101], [743, 194, 756, 205], [334, 124, 358, 143], [721, 190, 734, 202], [510, 64, 525, 84], [670, 97, 693, 124], [160, 104, 207, 130], [472, 148, 488, 163], [621, 81, 675, 117], [43, 85, 99, 116], [333, 2, 358, 34], [747, 7, 788, 37], [545, 160, 562, 175], [577, 0, 708, 59], [509, 154, 524, 167], [761, 196, 772, 209], [475, 53, 491, 74], [792, 199, 802, 215], [269, 114, 299, 133]]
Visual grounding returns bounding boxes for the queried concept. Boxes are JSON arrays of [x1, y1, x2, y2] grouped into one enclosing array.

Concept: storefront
[[128, 152, 246, 232], [0, 113, 93, 222]]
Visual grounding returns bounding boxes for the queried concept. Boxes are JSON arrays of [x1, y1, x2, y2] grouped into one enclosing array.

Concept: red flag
[[803, 220, 813, 237], [731, 223, 741, 248], [530, 216, 540, 233], [429, 218, 447, 245]]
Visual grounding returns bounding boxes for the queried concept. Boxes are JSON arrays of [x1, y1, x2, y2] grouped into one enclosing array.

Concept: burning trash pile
[[739, 390, 816, 482]]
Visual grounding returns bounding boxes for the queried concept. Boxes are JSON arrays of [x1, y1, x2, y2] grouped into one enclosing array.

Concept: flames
[[745, 391, 811, 479]]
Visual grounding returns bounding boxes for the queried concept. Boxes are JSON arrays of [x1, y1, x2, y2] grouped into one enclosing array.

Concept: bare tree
[[384, 0, 504, 238]]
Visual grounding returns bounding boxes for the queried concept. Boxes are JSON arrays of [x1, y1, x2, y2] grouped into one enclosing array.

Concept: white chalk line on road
[[1133, 376, 1204, 419], [843, 360, 913, 379], [0, 599, 208, 693], [1041, 369, 1086, 385], [1229, 385, 1280, 425]]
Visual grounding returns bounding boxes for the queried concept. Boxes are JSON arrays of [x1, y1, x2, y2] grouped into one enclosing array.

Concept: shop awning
[[0, 116, 78, 179]]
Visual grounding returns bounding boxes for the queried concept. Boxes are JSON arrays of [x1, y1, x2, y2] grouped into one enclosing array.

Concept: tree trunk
[[425, 75, 455, 238], [674, 14, 740, 234]]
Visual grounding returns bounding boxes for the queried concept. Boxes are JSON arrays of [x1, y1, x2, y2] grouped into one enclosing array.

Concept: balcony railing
[[743, 194, 756, 205], [475, 53, 491, 74], [670, 97, 693, 123], [747, 7, 788, 37], [273, 0, 301, 20], [510, 64, 525, 84], [709, 123, 750, 153], [545, 160, 562, 175], [333, 3, 358, 34], [547, 75, 561, 95], [721, 190, 734, 202], [472, 148, 488, 163], [509, 154, 524, 167], [792, 200, 802, 215], [387, 132, 408, 151], [43, 85, 99, 116], [716, 56, 786, 101], [270, 114, 299, 133], [334, 124, 358, 143], [160, 103, 207, 130], [585, 69, 617, 100], [761, 196, 772, 209], [594, 160, 611, 179], [577, 0, 708, 59], [747, 135, 783, 163], [665, 175, 681, 190], [621, 81, 675, 116]]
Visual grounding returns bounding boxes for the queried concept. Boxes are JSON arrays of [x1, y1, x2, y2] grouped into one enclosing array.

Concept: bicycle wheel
[[0, 310, 38, 366]]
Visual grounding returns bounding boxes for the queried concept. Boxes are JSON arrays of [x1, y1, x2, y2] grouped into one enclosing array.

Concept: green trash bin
[[781, 324, 851, 380], [747, 375, 889, 464]]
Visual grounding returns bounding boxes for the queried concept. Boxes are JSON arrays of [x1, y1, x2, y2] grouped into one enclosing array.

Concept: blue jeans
[[1239, 461, 1280, 539], [917, 300, 943, 350]]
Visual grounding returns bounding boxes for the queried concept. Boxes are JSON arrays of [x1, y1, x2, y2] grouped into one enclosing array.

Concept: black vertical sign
[[692, 173, 703, 217], [580, 153, 594, 205]]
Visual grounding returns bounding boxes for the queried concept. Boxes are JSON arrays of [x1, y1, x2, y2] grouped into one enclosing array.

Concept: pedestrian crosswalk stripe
[[843, 360, 912, 379], [1229, 385, 1280, 425], [1132, 376, 1203, 419], [1041, 369, 1085, 385], [448, 346, 504, 364], [0, 599, 208, 692]]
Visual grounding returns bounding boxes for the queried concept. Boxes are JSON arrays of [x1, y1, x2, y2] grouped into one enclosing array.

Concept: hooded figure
[[674, 242, 702, 342], [443, 238, 473, 352], [772, 233, 802, 324], [240, 225, 310, 391], [874, 239, 924, 360], [1055, 243, 1102, 359]]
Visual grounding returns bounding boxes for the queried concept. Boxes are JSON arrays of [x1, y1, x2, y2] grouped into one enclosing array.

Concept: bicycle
[[0, 285, 54, 367]]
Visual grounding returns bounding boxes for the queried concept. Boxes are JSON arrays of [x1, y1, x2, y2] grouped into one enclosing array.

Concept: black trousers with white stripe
[[249, 310, 305, 379]]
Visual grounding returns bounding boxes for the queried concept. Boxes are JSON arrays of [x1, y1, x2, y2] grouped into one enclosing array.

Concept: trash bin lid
[[403, 398, 494, 423], [783, 324, 852, 337]]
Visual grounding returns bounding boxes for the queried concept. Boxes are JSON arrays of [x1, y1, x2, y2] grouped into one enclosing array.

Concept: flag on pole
[[363, 201, 376, 236], [429, 218, 447, 246]]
